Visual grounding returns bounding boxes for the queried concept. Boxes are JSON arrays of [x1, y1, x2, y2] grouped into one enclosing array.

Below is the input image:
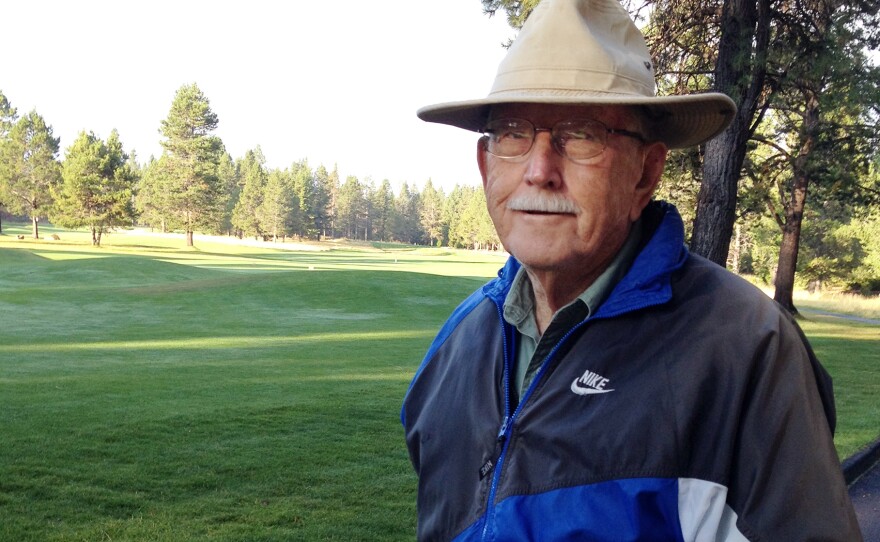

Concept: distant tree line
[[1, 58, 878, 295], [139, 141, 500, 250], [0, 85, 500, 251]]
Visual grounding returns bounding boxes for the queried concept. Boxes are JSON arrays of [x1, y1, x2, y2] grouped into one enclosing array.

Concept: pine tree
[[52, 130, 137, 245], [444, 185, 470, 249], [757, 0, 880, 311], [158, 83, 225, 246], [0, 90, 16, 138], [0, 90, 19, 233], [420, 179, 446, 247], [312, 165, 333, 239], [289, 159, 314, 238], [0, 110, 61, 238], [337, 175, 365, 239], [314, 165, 340, 238], [258, 169, 295, 241], [371, 179, 394, 241], [231, 149, 268, 239], [136, 156, 173, 232], [217, 153, 239, 235], [392, 182, 423, 244]]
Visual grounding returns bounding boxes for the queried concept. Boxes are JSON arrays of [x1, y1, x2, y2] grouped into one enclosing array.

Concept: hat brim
[[417, 92, 737, 149]]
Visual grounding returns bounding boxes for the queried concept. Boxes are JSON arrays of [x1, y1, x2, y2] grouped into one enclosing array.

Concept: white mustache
[[506, 195, 579, 214]]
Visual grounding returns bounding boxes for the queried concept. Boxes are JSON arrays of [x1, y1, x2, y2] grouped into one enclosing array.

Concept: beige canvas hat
[[418, 0, 736, 148]]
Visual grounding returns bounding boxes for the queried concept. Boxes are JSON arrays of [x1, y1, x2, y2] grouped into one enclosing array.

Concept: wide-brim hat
[[418, 0, 736, 149]]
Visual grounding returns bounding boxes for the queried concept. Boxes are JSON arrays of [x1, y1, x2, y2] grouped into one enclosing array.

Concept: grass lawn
[[1, 225, 507, 541], [798, 316, 880, 459], [0, 224, 877, 540]]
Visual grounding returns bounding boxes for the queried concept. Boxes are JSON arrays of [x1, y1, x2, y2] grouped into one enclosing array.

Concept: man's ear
[[629, 141, 668, 222]]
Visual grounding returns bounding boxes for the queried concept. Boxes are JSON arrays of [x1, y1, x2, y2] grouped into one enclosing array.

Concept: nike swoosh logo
[[570, 379, 614, 395]]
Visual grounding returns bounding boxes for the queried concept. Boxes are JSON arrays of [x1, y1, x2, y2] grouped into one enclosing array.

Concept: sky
[[3, 1, 516, 191]]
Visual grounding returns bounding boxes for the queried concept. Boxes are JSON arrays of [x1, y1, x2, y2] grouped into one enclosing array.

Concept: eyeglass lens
[[482, 118, 610, 162]]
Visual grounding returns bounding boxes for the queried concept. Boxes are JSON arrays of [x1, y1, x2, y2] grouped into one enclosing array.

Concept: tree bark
[[692, 127, 749, 265], [31, 216, 39, 239], [690, 0, 769, 266], [773, 157, 810, 313], [91, 227, 103, 247], [186, 230, 194, 247], [773, 91, 819, 313]]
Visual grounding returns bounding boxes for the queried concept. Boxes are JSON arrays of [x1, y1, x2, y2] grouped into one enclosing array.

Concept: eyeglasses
[[480, 118, 646, 163]]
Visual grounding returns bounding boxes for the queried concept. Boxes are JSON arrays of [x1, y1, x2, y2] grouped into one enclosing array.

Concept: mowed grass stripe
[[0, 331, 435, 354]]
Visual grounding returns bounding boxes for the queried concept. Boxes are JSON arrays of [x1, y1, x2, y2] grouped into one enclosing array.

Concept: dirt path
[[800, 308, 880, 326]]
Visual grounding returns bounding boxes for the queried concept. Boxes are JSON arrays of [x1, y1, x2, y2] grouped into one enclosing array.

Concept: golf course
[[1, 224, 877, 541]]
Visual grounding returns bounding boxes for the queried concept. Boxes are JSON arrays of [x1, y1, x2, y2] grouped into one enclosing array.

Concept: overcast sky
[[3, 1, 515, 191]]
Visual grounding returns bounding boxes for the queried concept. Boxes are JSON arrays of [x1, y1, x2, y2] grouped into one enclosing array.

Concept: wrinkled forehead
[[487, 103, 640, 129]]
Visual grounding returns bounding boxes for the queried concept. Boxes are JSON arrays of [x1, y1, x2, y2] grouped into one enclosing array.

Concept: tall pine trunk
[[690, 0, 769, 266], [91, 226, 103, 247], [773, 202, 805, 313], [773, 92, 819, 313], [692, 127, 749, 265]]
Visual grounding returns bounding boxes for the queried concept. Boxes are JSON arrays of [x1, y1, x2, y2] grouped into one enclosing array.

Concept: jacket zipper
[[480, 302, 512, 541], [480, 303, 594, 541]]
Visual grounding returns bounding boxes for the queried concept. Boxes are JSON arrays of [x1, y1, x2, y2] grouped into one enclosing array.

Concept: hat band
[[491, 67, 655, 98]]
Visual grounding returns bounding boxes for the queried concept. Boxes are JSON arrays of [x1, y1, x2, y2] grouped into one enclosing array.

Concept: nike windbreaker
[[401, 202, 862, 541]]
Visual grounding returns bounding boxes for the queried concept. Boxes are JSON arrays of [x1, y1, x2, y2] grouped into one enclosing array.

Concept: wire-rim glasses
[[480, 118, 646, 163]]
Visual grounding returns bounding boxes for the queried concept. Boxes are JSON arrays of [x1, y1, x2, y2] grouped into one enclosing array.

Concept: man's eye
[[563, 128, 599, 141], [495, 129, 528, 141]]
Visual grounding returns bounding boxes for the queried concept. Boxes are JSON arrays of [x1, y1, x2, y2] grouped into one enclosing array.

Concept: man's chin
[[508, 244, 574, 271]]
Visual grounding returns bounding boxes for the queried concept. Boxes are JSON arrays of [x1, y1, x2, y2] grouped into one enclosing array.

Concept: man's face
[[477, 103, 667, 277]]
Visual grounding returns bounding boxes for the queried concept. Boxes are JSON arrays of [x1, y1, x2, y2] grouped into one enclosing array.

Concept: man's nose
[[524, 130, 562, 188]]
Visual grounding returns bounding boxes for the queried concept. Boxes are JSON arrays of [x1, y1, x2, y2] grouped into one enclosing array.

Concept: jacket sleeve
[[726, 311, 862, 541]]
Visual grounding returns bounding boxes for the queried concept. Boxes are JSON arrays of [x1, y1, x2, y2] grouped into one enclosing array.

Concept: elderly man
[[401, 0, 862, 540]]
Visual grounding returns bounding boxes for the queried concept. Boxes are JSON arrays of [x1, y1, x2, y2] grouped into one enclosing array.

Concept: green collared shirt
[[502, 221, 643, 396]]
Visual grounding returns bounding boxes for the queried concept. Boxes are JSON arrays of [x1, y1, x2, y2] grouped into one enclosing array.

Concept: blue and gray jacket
[[402, 202, 861, 541]]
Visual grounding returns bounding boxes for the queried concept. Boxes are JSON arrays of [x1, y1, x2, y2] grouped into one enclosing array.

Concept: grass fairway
[[798, 316, 880, 459], [1, 224, 877, 540], [0, 225, 506, 541]]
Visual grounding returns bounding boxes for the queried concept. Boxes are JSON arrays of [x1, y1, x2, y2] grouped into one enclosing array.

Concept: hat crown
[[416, 0, 736, 148], [491, 0, 656, 100]]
